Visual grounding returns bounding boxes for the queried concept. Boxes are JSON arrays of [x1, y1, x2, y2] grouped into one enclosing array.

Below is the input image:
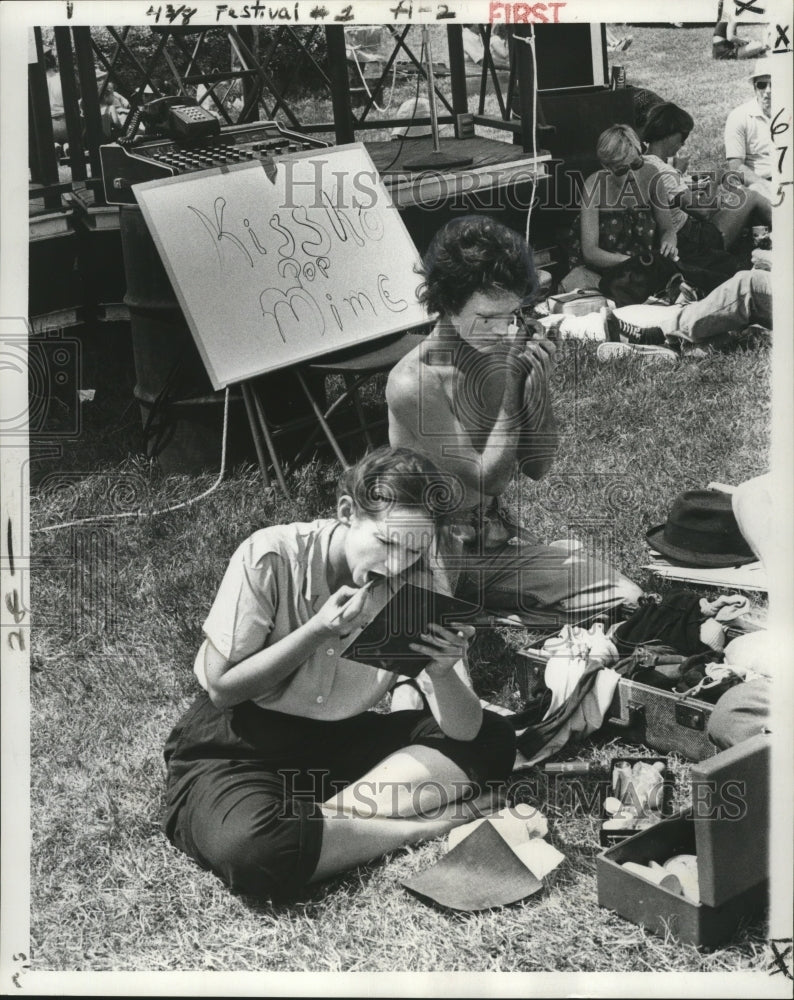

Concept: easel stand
[[234, 329, 428, 499], [239, 380, 291, 497], [237, 370, 354, 500]]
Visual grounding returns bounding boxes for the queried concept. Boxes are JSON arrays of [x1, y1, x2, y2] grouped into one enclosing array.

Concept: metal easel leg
[[240, 381, 271, 488], [246, 381, 291, 498], [344, 373, 375, 450], [295, 369, 350, 469]]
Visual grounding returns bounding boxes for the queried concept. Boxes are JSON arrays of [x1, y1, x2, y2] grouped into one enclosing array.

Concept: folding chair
[[293, 328, 430, 468]]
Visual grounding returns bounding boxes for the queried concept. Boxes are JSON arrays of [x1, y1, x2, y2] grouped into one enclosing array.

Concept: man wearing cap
[[724, 60, 773, 203]]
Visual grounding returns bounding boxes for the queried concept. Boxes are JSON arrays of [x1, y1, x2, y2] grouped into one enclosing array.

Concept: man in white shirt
[[724, 60, 773, 202]]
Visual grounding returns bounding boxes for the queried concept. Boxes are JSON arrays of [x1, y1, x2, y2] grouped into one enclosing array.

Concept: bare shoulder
[[387, 340, 445, 408]]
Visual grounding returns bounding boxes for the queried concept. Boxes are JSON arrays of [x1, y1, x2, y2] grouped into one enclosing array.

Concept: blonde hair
[[596, 125, 642, 167]]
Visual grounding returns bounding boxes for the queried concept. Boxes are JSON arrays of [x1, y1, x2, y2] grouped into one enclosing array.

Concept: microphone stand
[[404, 25, 473, 172]]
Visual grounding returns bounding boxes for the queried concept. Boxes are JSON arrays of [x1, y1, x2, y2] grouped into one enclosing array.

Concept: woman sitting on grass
[[560, 124, 680, 293], [640, 102, 771, 255], [162, 446, 516, 901]]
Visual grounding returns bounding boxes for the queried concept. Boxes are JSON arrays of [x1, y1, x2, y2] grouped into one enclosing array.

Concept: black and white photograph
[[1, 0, 792, 994]]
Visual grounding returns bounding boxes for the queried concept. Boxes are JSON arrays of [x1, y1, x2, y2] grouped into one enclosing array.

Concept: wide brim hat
[[646, 488, 757, 568], [749, 59, 771, 81]]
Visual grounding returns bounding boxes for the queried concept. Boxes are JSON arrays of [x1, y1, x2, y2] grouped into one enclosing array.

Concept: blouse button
[[326, 648, 335, 656], [316, 695, 324, 704]]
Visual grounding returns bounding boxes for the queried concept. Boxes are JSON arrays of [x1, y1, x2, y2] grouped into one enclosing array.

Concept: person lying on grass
[[162, 446, 516, 901], [385, 215, 643, 633], [541, 268, 771, 351]]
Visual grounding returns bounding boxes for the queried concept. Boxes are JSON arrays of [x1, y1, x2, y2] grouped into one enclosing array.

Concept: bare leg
[[737, 42, 770, 59], [712, 188, 771, 247], [310, 744, 500, 882]]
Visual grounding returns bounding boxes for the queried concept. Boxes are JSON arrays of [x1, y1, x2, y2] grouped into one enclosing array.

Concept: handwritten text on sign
[[135, 144, 428, 389]]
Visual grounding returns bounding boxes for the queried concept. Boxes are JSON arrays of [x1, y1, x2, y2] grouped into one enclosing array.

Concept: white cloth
[[732, 473, 773, 565], [723, 630, 774, 677], [195, 519, 398, 719], [644, 153, 690, 232], [724, 98, 772, 180], [522, 622, 620, 764], [530, 668, 620, 765]]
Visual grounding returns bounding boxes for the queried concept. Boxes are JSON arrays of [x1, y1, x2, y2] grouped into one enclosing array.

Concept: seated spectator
[[724, 60, 774, 202], [642, 102, 771, 253], [631, 87, 666, 133], [606, 26, 633, 53], [96, 74, 130, 141], [712, 6, 770, 60], [462, 25, 510, 69], [560, 124, 679, 293]]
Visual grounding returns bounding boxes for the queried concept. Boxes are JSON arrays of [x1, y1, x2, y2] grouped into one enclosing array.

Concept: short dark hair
[[417, 215, 536, 317], [338, 446, 462, 518], [640, 103, 694, 144]]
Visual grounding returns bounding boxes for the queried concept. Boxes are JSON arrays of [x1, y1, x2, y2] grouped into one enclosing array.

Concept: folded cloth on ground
[[511, 657, 620, 764], [612, 644, 686, 678], [699, 593, 751, 622], [508, 622, 622, 764]]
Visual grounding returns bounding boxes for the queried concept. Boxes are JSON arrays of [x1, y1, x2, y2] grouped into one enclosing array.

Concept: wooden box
[[597, 734, 770, 948]]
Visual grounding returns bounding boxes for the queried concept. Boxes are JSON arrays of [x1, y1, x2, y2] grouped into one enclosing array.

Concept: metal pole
[[53, 27, 87, 183], [72, 27, 104, 196], [513, 26, 536, 154], [422, 26, 441, 155], [446, 24, 469, 119], [325, 25, 355, 145]]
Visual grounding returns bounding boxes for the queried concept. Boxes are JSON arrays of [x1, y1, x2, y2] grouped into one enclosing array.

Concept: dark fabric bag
[[598, 252, 681, 307]]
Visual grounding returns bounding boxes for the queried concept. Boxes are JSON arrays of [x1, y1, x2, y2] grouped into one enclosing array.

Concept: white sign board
[[134, 143, 428, 389]]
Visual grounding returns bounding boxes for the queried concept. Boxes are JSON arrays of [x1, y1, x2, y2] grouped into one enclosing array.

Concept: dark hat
[[646, 489, 757, 567]]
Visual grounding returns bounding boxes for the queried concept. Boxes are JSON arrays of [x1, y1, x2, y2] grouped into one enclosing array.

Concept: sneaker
[[605, 312, 666, 345], [597, 341, 679, 365], [556, 308, 608, 342], [674, 279, 700, 306]]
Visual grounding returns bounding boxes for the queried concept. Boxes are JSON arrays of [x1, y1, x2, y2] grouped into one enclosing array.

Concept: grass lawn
[[28, 26, 774, 975]]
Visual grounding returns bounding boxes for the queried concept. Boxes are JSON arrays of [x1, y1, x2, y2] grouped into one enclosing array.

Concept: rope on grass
[[33, 387, 232, 533]]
